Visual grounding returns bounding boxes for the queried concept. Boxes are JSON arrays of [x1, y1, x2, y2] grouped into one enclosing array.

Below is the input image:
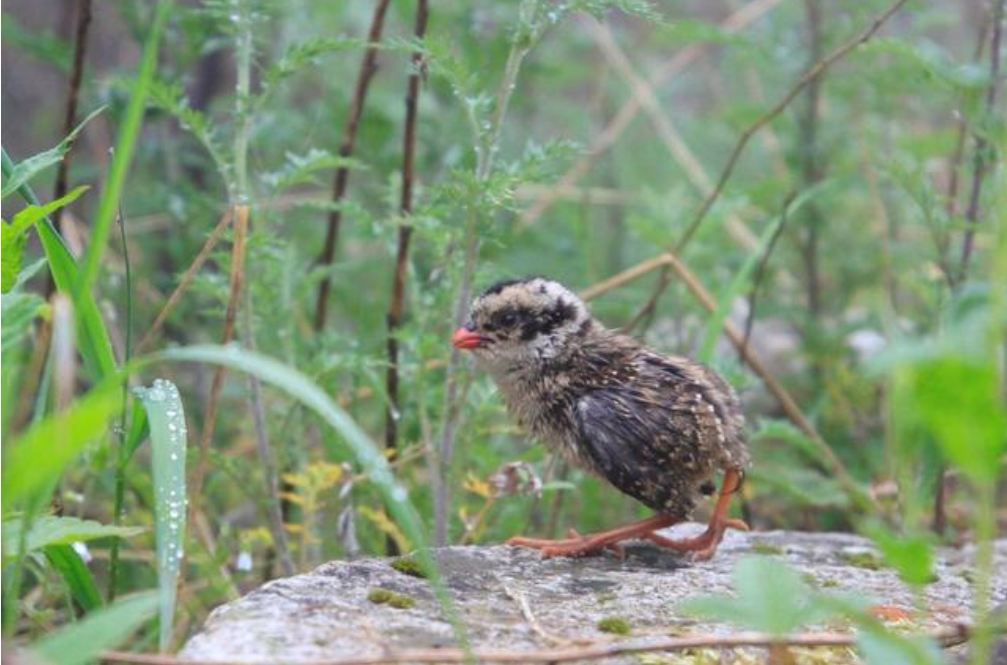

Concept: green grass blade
[[30, 591, 158, 665], [77, 0, 172, 294], [2, 515, 145, 556], [697, 186, 823, 364], [132, 379, 187, 652], [0, 149, 117, 381], [155, 345, 469, 649], [44, 544, 103, 612], [2, 381, 121, 504]]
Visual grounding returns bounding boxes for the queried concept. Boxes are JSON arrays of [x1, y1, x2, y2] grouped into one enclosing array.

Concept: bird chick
[[453, 276, 750, 559]]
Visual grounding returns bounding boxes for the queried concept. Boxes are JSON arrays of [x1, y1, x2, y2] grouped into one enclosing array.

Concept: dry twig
[[519, 0, 786, 228], [136, 209, 233, 353], [98, 623, 973, 665], [51, 0, 94, 231], [313, 0, 392, 330]]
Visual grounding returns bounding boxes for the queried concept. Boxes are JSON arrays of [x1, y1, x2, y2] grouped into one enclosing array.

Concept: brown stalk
[[313, 0, 392, 331], [98, 623, 973, 665], [798, 0, 825, 350], [958, 0, 1005, 284], [385, 0, 429, 456], [382, 0, 429, 554], [188, 204, 249, 530], [624, 0, 912, 328], [51, 0, 94, 231], [135, 209, 233, 354], [519, 0, 786, 229]]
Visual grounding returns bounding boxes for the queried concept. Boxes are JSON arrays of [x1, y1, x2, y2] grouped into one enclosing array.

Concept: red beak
[[452, 327, 483, 350]]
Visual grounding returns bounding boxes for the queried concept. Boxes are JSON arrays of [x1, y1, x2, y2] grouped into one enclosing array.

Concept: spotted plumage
[[458, 276, 750, 521]]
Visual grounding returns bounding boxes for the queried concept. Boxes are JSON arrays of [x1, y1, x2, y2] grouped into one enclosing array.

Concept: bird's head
[[453, 277, 593, 367]]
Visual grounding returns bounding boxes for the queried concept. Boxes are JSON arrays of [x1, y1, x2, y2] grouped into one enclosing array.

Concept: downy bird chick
[[452, 276, 749, 559]]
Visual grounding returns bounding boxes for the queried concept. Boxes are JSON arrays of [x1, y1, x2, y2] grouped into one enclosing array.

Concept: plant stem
[[313, 0, 392, 331], [51, 0, 93, 232], [432, 15, 536, 545], [958, 0, 1005, 284], [384, 0, 429, 554], [108, 199, 133, 602]]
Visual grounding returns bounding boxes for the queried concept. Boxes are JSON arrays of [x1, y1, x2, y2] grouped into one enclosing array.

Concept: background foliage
[[1, 0, 1004, 661]]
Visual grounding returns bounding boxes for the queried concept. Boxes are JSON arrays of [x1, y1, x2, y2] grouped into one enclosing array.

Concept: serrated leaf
[[1, 109, 103, 200], [2, 516, 145, 559], [1, 185, 89, 293]]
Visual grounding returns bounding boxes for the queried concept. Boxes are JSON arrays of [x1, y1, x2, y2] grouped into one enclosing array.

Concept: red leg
[[646, 469, 748, 560], [506, 514, 679, 558]]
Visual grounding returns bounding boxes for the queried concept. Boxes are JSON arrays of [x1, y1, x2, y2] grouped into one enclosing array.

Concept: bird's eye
[[500, 313, 517, 327]]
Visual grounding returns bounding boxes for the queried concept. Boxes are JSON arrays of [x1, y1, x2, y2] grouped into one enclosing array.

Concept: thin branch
[[383, 0, 429, 555], [51, 0, 94, 231], [187, 206, 247, 542], [313, 0, 392, 331], [674, 0, 912, 254], [586, 18, 760, 252], [519, 0, 786, 229], [239, 205, 295, 577], [433, 18, 537, 546], [135, 209, 233, 354], [958, 0, 1005, 284], [623, 0, 912, 329], [741, 195, 792, 359], [99, 623, 974, 665]]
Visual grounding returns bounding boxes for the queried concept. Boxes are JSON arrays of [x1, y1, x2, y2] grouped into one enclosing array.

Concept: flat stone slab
[[181, 525, 1006, 662]]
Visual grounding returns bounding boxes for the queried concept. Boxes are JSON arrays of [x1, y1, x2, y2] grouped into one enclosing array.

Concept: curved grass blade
[[132, 379, 187, 652], [30, 591, 158, 665], [698, 185, 824, 363], [155, 345, 469, 650], [44, 544, 103, 613]]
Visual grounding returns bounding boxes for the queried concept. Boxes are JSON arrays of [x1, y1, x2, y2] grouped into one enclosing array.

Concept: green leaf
[[30, 591, 158, 665], [0, 109, 104, 200], [2, 516, 145, 559], [857, 627, 944, 665], [260, 149, 362, 193], [1, 185, 89, 293], [682, 556, 837, 636], [2, 382, 122, 504], [44, 544, 104, 613], [1, 291, 48, 353], [909, 359, 1007, 486], [1, 149, 118, 381], [133, 379, 187, 653], [867, 525, 936, 587]]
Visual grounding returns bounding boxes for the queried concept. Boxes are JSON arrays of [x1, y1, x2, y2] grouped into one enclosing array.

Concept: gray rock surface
[[181, 525, 1006, 662]]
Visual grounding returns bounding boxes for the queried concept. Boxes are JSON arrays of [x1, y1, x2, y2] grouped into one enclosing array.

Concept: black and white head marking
[[465, 277, 592, 365]]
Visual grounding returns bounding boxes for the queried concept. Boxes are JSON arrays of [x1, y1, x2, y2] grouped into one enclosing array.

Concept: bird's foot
[[506, 530, 626, 559], [646, 517, 749, 561]]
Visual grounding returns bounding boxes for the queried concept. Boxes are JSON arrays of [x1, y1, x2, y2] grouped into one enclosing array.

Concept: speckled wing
[[572, 351, 748, 515]]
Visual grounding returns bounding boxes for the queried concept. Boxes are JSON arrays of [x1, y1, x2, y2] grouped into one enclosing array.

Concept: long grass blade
[[30, 591, 158, 665], [132, 379, 187, 652], [156, 345, 469, 649], [77, 0, 172, 294]]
